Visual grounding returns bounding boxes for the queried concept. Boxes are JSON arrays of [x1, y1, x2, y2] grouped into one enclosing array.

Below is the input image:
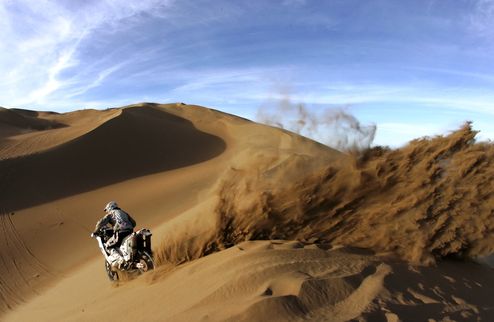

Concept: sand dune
[[0, 107, 119, 159], [0, 103, 230, 314], [0, 104, 226, 211], [1, 103, 493, 321]]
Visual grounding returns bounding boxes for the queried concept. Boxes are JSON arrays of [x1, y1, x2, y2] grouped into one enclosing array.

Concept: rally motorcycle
[[91, 227, 155, 281]]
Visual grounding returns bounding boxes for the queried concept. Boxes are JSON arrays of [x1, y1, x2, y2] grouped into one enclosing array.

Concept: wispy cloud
[[255, 82, 494, 116], [171, 67, 288, 92], [64, 63, 126, 99], [404, 66, 494, 84], [470, 0, 494, 38], [0, 0, 493, 147], [0, 0, 173, 106]]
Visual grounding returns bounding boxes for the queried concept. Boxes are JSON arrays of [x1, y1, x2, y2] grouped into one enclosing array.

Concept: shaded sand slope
[[5, 241, 494, 322], [0, 107, 64, 138], [0, 108, 120, 159], [0, 160, 230, 314], [0, 105, 226, 211]]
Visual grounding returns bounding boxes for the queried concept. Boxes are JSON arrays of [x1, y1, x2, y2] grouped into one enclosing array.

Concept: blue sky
[[1, 0, 494, 147]]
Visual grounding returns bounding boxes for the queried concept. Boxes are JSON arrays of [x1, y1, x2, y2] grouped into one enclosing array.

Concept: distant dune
[[0, 104, 226, 211], [1, 103, 493, 321]]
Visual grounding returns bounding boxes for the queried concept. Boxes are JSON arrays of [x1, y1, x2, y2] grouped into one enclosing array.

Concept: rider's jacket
[[95, 208, 136, 232]]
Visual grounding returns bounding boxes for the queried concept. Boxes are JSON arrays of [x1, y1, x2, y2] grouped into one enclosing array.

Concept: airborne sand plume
[[1, 103, 493, 321], [256, 98, 376, 151], [157, 122, 494, 266]]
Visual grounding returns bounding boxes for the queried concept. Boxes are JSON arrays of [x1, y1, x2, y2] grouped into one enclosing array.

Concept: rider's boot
[[109, 248, 125, 270]]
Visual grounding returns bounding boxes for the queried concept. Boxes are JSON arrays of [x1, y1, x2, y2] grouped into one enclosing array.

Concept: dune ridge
[[0, 108, 120, 159], [0, 107, 65, 137], [0, 105, 226, 212]]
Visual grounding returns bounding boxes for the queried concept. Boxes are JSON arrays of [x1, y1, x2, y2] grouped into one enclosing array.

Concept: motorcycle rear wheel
[[136, 251, 155, 273]]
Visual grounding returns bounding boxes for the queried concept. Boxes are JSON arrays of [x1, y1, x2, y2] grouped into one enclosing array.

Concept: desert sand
[[0, 103, 493, 321]]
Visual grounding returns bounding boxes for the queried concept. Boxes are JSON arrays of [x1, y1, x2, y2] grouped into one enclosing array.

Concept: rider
[[93, 201, 136, 250]]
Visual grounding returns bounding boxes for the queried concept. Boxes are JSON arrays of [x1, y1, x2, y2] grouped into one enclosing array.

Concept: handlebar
[[91, 227, 113, 238]]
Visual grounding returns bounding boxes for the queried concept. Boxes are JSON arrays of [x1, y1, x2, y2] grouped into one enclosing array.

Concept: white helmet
[[103, 201, 118, 212]]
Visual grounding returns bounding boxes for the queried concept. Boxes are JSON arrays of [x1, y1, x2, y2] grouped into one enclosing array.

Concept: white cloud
[[0, 0, 493, 150], [0, 0, 173, 106], [26, 45, 81, 104], [404, 66, 494, 84], [64, 63, 126, 99], [169, 77, 494, 124], [172, 68, 276, 92], [284, 83, 494, 116]]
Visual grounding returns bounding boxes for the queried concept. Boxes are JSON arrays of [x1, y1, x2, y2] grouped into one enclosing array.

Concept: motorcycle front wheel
[[105, 260, 119, 282]]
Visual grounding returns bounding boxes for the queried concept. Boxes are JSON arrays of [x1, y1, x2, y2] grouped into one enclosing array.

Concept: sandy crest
[[1, 103, 494, 321], [0, 104, 226, 212], [0, 107, 121, 159]]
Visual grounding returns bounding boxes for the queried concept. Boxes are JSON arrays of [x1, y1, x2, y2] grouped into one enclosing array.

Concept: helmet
[[103, 201, 118, 212]]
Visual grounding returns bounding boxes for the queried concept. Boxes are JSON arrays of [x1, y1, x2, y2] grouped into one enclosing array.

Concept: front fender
[[96, 236, 112, 262]]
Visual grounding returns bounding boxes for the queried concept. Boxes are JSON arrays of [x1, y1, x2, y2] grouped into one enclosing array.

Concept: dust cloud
[[158, 123, 494, 266], [256, 97, 376, 152]]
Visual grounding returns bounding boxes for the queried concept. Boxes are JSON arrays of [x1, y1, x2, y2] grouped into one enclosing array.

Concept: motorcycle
[[91, 227, 155, 281]]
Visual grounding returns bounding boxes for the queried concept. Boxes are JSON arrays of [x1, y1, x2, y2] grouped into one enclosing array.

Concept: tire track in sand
[[0, 210, 53, 313]]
